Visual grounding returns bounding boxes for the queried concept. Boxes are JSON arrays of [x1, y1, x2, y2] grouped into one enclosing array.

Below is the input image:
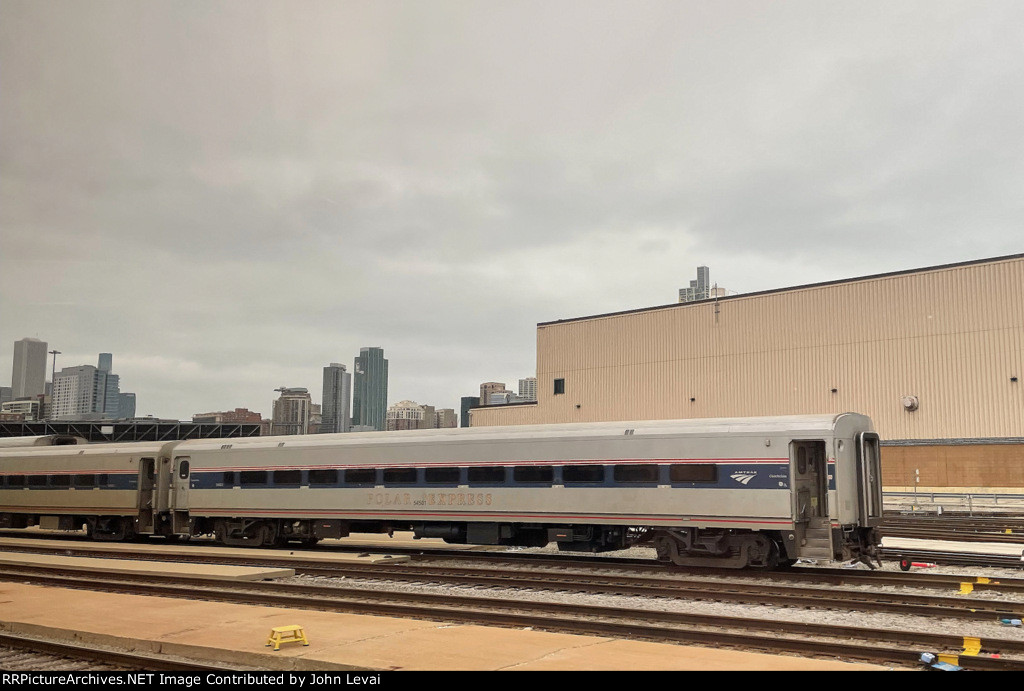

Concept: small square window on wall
[[554, 378, 565, 395]]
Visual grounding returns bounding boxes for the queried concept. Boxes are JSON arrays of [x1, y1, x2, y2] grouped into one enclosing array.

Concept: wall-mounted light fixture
[[901, 395, 919, 412]]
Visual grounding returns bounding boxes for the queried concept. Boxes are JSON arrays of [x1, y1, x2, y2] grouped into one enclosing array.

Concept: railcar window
[[178, 460, 190, 479], [27, 475, 47, 487], [222, 471, 236, 486], [96, 474, 108, 487], [383, 467, 418, 484], [8, 475, 25, 487], [563, 465, 605, 483], [513, 466, 554, 484], [614, 465, 660, 483], [74, 474, 95, 487], [50, 475, 71, 487], [240, 471, 268, 486], [273, 470, 302, 485], [309, 469, 339, 486], [425, 467, 461, 484], [344, 468, 376, 486], [467, 466, 506, 484], [669, 464, 718, 483]]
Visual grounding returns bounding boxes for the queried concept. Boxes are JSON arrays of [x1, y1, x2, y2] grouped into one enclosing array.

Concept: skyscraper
[[272, 387, 313, 435], [11, 338, 47, 398], [321, 363, 352, 433], [353, 347, 388, 431]]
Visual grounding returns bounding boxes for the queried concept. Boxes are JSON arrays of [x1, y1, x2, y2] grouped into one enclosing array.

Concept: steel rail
[[1, 566, 1021, 671]]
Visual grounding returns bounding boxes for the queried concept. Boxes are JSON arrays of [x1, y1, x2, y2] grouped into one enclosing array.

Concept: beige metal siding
[[475, 256, 1024, 440]]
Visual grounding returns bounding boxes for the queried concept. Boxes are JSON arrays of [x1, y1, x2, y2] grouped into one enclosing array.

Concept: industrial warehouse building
[[471, 254, 1024, 492]]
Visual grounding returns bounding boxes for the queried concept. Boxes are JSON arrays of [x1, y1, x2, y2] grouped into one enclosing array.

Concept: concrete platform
[[0, 551, 295, 581], [0, 582, 890, 671]]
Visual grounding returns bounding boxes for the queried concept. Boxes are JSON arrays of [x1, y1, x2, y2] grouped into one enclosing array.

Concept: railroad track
[[2, 565, 1021, 671], [0, 632, 228, 671], [4, 537, 1024, 595]]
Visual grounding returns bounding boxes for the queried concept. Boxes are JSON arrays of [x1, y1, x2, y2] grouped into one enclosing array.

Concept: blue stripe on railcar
[[189, 464, 791, 490]]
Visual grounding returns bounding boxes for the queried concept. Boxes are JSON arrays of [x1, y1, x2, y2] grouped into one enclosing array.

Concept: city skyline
[[3, 3, 1022, 420]]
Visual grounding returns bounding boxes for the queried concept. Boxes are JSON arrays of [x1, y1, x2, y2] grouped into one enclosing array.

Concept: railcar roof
[[171, 413, 866, 452]]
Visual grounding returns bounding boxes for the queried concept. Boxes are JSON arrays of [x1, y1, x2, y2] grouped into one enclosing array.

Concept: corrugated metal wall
[[474, 256, 1024, 442]]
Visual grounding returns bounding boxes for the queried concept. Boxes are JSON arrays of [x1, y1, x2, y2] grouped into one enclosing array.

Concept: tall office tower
[[479, 382, 506, 407], [11, 338, 47, 398], [679, 265, 711, 303], [460, 396, 478, 427], [518, 377, 538, 401], [353, 347, 388, 431], [98, 353, 113, 373], [0, 387, 12, 405], [272, 387, 313, 435], [321, 363, 352, 434], [118, 392, 136, 419], [51, 365, 107, 419]]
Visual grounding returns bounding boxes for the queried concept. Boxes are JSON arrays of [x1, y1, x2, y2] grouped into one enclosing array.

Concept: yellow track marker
[[962, 637, 981, 656], [958, 582, 974, 595], [937, 653, 959, 666]]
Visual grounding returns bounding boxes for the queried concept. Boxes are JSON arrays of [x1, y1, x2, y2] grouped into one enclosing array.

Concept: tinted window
[[309, 468, 339, 486], [273, 470, 302, 485], [513, 466, 554, 483], [178, 460, 190, 479], [240, 471, 268, 485], [50, 475, 71, 487], [344, 468, 376, 485], [467, 466, 505, 484], [670, 464, 718, 483], [563, 465, 605, 483], [554, 378, 565, 395], [383, 468, 418, 484], [425, 467, 460, 484], [27, 475, 47, 487], [96, 474, 108, 487], [614, 465, 660, 483], [8, 475, 25, 487], [222, 471, 236, 486]]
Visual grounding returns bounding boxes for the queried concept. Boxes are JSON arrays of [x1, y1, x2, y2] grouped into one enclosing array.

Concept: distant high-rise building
[[434, 408, 457, 428], [479, 382, 507, 407], [118, 392, 136, 419], [98, 353, 113, 373], [679, 266, 729, 303], [321, 363, 352, 434], [460, 396, 478, 428], [385, 400, 454, 431], [0, 387, 12, 406], [11, 338, 47, 398], [518, 377, 538, 401], [353, 347, 388, 431], [272, 387, 313, 435], [51, 365, 107, 419]]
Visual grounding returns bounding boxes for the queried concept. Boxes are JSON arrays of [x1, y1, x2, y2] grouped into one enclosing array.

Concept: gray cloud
[[3, 1, 1022, 418]]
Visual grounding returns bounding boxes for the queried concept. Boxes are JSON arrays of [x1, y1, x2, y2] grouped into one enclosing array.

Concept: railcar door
[[791, 441, 832, 559], [856, 432, 884, 527], [171, 456, 191, 535], [137, 457, 156, 534]]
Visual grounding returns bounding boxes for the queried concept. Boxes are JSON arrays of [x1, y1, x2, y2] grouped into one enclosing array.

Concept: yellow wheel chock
[[266, 625, 309, 651]]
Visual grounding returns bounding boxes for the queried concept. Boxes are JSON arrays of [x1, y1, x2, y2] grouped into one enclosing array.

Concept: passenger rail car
[[0, 414, 883, 568]]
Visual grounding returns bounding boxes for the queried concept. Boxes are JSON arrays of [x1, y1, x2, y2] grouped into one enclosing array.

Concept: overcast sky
[[2, 1, 1022, 420]]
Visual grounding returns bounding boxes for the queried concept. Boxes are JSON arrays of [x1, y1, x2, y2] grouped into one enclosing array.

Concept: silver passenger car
[[0, 413, 883, 568]]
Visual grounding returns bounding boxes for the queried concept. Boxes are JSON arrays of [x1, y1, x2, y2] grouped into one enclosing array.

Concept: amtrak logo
[[730, 471, 757, 485]]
